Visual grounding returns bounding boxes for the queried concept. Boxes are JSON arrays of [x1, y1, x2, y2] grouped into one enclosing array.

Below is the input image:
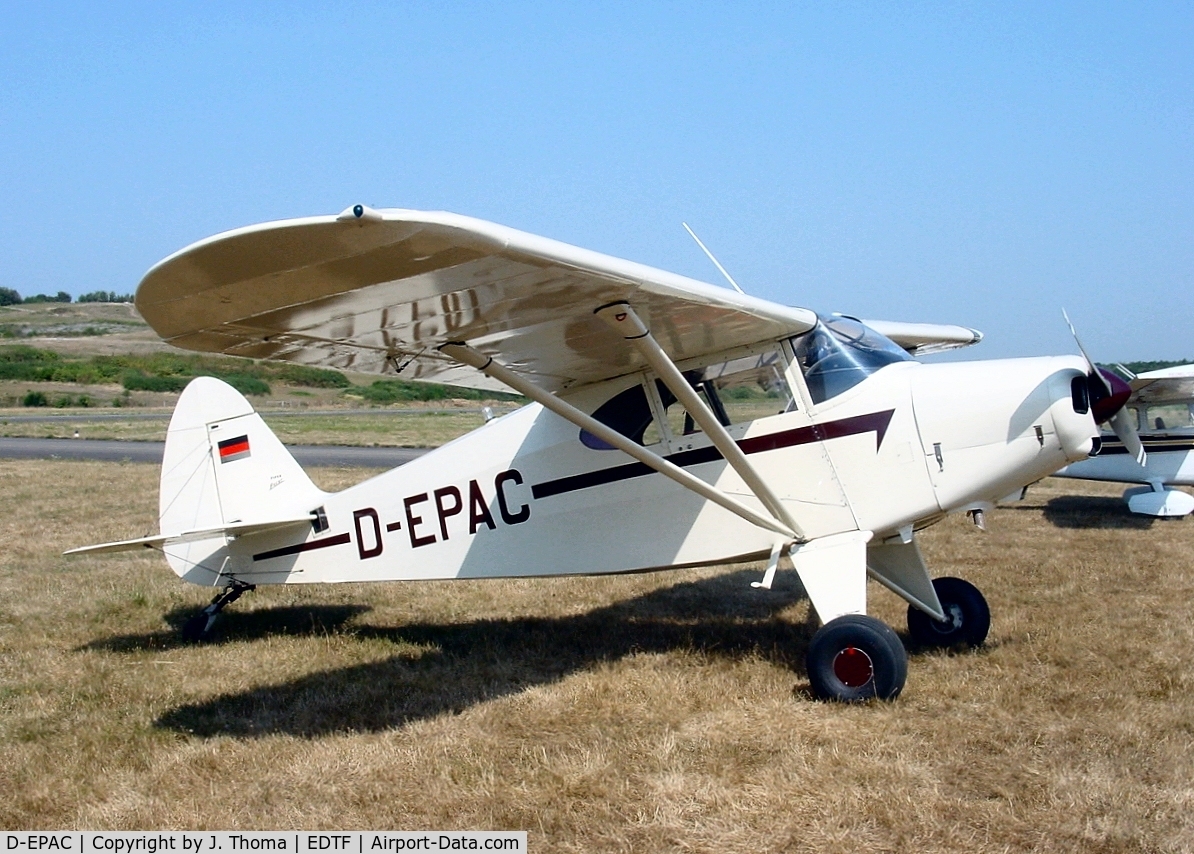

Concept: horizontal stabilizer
[[63, 517, 315, 556]]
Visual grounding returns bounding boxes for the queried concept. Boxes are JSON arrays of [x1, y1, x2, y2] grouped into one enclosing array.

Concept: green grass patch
[[348, 378, 520, 404], [0, 344, 523, 403]]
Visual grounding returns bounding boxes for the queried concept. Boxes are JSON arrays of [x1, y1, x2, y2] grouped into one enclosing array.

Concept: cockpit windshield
[[792, 315, 912, 404]]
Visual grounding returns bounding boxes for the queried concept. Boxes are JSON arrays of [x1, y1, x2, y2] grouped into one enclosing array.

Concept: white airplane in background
[[1054, 363, 1194, 517], [67, 205, 1138, 702]]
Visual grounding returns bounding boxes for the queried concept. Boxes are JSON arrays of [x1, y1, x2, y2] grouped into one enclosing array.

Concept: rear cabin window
[[579, 381, 665, 450], [580, 348, 793, 450]]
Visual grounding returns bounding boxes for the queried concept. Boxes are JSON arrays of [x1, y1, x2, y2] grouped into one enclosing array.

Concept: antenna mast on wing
[[682, 223, 746, 295]]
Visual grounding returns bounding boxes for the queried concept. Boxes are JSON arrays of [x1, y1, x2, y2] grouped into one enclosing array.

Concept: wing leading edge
[[136, 206, 819, 394]]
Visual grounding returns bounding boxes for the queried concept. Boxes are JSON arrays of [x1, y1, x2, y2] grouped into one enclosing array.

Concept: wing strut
[[594, 302, 807, 542], [438, 342, 801, 541]]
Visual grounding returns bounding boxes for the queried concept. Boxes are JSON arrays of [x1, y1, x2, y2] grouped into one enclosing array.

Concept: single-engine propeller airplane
[[67, 205, 1139, 702], [1054, 363, 1194, 517]]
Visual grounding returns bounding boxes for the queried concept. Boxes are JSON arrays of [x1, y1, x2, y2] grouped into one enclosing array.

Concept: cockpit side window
[[579, 347, 796, 450], [652, 349, 794, 442], [792, 315, 912, 404], [1129, 402, 1194, 434], [702, 349, 794, 424], [649, 371, 716, 444]]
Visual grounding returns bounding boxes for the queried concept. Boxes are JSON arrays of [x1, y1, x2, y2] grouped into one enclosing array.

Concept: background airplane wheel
[[807, 614, 908, 702], [907, 576, 990, 648]]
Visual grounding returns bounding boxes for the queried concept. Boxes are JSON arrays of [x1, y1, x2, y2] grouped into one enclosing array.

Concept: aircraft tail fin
[[156, 377, 326, 577]]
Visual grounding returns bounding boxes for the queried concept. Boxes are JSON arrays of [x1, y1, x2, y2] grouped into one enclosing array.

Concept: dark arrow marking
[[532, 409, 895, 500]]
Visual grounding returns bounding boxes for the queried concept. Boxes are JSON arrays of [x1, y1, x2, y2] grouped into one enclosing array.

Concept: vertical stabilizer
[[159, 377, 325, 583]]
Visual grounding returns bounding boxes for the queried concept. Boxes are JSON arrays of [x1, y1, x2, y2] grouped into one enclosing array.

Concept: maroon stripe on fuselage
[[253, 532, 350, 562], [532, 409, 895, 500]]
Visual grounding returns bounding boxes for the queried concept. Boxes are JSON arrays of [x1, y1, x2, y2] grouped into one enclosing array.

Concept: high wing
[[1127, 363, 1194, 406], [136, 206, 819, 394], [861, 319, 983, 355]]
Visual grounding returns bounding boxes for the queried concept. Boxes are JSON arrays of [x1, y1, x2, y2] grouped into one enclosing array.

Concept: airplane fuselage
[[1057, 433, 1194, 487], [164, 347, 1098, 589]]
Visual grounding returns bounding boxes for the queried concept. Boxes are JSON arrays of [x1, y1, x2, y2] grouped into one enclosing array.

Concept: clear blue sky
[[1, 3, 1191, 361]]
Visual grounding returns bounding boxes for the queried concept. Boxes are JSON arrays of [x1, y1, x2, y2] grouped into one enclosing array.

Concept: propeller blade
[[1062, 309, 1111, 396], [1109, 407, 1147, 466], [1062, 310, 1146, 467]]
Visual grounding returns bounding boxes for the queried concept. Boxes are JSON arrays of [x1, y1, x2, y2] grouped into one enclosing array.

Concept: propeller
[[1063, 310, 1146, 466]]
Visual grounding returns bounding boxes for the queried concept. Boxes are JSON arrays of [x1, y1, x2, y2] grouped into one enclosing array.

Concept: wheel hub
[[930, 603, 964, 634], [832, 646, 874, 687]]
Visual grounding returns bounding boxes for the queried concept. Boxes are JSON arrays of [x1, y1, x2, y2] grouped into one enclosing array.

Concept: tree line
[[0, 289, 134, 305]]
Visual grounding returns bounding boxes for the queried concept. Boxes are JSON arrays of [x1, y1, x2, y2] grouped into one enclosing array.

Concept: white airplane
[[1054, 363, 1194, 517], [67, 205, 1135, 702]]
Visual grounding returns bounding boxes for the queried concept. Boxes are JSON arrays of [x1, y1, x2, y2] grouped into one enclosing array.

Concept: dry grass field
[[2, 458, 1193, 852]]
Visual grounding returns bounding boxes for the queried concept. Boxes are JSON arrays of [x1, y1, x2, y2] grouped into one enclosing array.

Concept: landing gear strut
[[181, 580, 256, 642], [907, 576, 990, 648], [807, 614, 908, 702]]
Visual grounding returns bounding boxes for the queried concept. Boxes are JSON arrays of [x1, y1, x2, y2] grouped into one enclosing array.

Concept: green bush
[[349, 378, 519, 404], [217, 373, 271, 396], [0, 346, 60, 380], [121, 371, 189, 393], [351, 377, 523, 404], [22, 391, 47, 407], [355, 380, 449, 403], [276, 364, 350, 388]]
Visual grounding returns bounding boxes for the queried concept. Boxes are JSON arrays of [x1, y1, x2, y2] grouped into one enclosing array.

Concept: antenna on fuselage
[[682, 222, 746, 295]]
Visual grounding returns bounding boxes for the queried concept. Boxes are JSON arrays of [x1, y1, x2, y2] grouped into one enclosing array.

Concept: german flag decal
[[217, 434, 251, 463]]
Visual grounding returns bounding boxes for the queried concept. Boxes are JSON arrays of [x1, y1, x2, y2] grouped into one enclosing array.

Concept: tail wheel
[[181, 612, 214, 643], [907, 576, 990, 648], [807, 614, 908, 702]]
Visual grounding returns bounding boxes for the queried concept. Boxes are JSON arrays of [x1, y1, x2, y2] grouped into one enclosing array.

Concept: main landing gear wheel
[[807, 614, 908, 702], [907, 576, 990, 649]]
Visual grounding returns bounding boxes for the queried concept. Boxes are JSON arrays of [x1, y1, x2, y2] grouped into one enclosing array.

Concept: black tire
[[907, 576, 990, 648], [807, 614, 908, 702]]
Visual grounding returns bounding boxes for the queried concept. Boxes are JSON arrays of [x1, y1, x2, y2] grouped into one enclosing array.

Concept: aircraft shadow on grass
[[1036, 495, 1157, 530], [79, 605, 372, 653], [148, 569, 827, 739]]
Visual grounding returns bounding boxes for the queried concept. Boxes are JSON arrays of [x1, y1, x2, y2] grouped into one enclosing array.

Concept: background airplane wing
[[861, 319, 984, 355], [1128, 364, 1194, 405], [136, 206, 819, 394]]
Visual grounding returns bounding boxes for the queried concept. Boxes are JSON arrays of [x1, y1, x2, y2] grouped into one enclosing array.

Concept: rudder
[[159, 377, 325, 580]]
